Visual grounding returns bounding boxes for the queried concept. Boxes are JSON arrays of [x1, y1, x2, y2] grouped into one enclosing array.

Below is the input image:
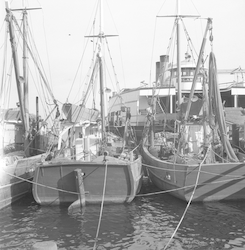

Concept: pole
[[176, 0, 182, 110], [99, 0, 106, 148], [5, 3, 28, 146], [184, 18, 212, 122], [36, 96, 39, 154], [23, 8, 30, 156]]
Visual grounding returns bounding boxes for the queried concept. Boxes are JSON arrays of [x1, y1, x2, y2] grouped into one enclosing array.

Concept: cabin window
[[139, 109, 147, 115], [181, 78, 192, 82]]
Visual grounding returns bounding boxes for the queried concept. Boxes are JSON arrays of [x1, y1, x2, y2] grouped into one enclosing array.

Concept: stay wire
[[2, 159, 245, 201], [66, 0, 99, 102], [104, 0, 126, 89]]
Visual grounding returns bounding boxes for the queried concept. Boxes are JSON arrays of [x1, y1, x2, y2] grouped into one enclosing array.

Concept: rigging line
[[161, 23, 176, 115], [12, 16, 57, 105], [66, 1, 100, 102], [76, 39, 99, 105], [28, 11, 53, 94], [66, 30, 91, 102], [0, 167, 80, 195], [72, 57, 100, 124], [117, 38, 126, 89], [107, 93, 121, 114], [80, 55, 99, 106], [190, 0, 201, 16], [148, 17, 158, 86], [137, 170, 245, 198], [142, 161, 244, 177], [103, 54, 116, 94], [180, 18, 198, 59], [158, 20, 176, 117], [0, 25, 8, 102], [26, 62, 55, 126], [93, 161, 108, 250], [4, 64, 13, 111], [163, 146, 210, 250], [104, 0, 126, 89], [71, 42, 99, 107], [69, 37, 99, 107], [25, 57, 53, 115], [105, 37, 120, 92], [23, 105, 57, 152], [39, 6, 54, 91], [0, 18, 6, 41], [13, 17, 53, 115], [28, 27, 55, 104], [167, 19, 177, 54], [156, 0, 168, 16], [2, 163, 245, 199], [24, 3, 54, 92], [3, 13, 24, 110]]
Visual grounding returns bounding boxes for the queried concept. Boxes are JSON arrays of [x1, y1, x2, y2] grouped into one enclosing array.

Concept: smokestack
[[159, 55, 169, 85], [156, 61, 160, 83]]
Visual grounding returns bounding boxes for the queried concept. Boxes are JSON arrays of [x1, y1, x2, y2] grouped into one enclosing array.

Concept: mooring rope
[[163, 146, 210, 250], [0, 167, 79, 195], [93, 160, 108, 250], [1, 161, 245, 198]]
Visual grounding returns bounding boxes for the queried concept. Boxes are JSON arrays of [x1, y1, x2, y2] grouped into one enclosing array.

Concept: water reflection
[[0, 181, 245, 249]]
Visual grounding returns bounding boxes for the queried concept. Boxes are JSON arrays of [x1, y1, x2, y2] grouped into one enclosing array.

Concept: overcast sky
[[1, 0, 245, 116]]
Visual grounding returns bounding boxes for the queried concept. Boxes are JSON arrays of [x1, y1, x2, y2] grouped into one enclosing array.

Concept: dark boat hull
[[142, 145, 245, 202], [0, 154, 43, 210], [32, 156, 143, 205]]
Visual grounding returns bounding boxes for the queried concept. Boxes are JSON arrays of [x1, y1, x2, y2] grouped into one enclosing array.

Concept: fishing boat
[[0, 3, 59, 209], [107, 70, 245, 143], [141, 6, 245, 202], [32, 0, 143, 208], [107, 10, 245, 144]]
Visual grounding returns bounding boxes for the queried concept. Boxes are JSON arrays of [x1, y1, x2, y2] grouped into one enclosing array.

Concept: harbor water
[[1, 179, 245, 250]]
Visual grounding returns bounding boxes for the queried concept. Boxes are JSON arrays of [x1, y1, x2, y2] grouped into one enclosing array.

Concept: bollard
[[32, 241, 58, 250]]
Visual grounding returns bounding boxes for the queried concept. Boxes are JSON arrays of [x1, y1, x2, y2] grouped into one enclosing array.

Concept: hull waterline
[[32, 156, 143, 206], [0, 154, 43, 210], [142, 145, 245, 202]]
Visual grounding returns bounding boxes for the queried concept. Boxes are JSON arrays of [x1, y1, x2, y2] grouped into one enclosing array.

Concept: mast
[[157, 1, 200, 110], [6, 3, 47, 156], [98, 50, 106, 144], [35, 96, 39, 154], [98, 0, 106, 145], [5, 3, 28, 137], [176, 0, 181, 109], [23, 8, 30, 155], [84, 0, 117, 149], [184, 18, 212, 122]]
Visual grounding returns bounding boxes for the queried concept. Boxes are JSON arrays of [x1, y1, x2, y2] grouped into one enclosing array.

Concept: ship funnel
[[160, 55, 169, 86]]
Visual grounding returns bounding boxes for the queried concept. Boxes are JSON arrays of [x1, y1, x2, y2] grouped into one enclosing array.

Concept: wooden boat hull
[[0, 154, 43, 210], [142, 145, 245, 202], [32, 156, 143, 206]]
